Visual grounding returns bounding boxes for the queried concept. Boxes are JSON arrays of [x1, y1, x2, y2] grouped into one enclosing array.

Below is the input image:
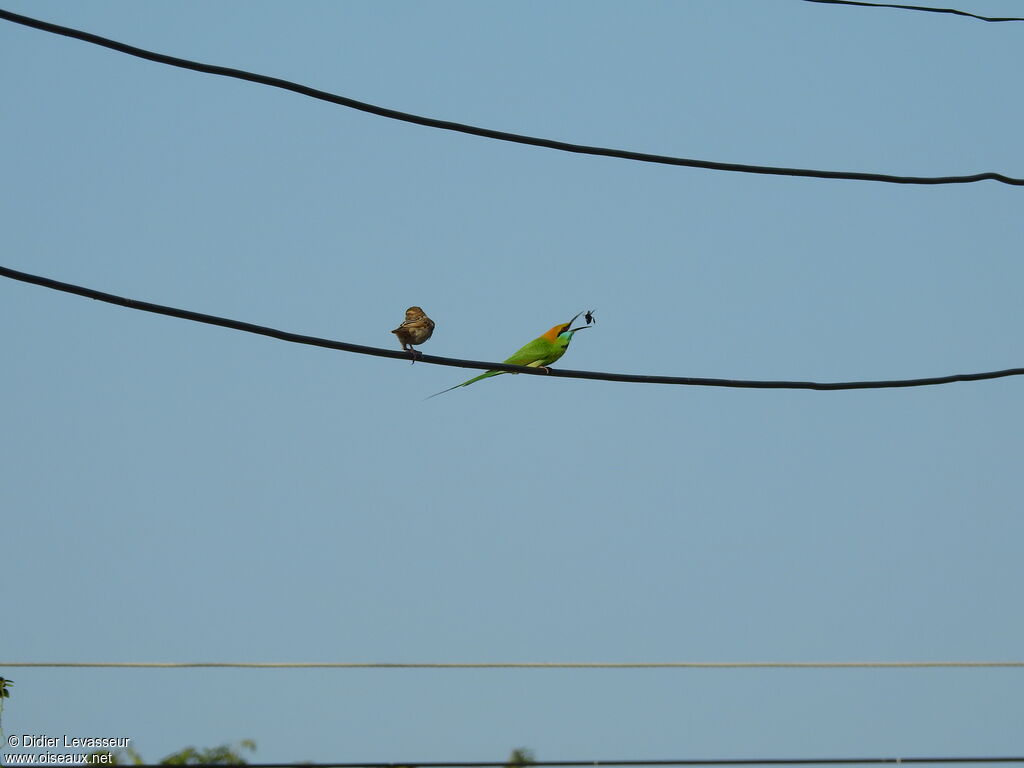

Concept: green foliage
[[87, 741, 255, 766], [88, 739, 530, 768], [0, 677, 11, 739], [506, 748, 536, 768], [159, 740, 255, 765]]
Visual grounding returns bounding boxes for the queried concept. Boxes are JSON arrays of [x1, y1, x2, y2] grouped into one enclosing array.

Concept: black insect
[[584, 310, 596, 325]]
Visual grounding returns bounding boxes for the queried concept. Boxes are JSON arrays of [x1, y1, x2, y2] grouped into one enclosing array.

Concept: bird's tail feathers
[[426, 370, 505, 399]]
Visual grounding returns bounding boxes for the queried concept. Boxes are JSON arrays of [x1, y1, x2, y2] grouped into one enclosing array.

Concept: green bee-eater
[[429, 311, 591, 397]]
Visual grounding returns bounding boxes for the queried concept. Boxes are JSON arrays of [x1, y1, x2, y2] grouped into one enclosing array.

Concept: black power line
[[107, 759, 1024, 768], [5, 661, 1023, 668], [3, 264, 1022, 392], [0, 7, 1021, 187], [803, 0, 1024, 22]]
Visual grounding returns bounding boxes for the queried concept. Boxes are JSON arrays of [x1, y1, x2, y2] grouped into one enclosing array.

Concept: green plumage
[[429, 314, 589, 398]]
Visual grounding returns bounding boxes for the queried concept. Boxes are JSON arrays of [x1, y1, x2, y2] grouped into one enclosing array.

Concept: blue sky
[[3, 0, 1023, 763]]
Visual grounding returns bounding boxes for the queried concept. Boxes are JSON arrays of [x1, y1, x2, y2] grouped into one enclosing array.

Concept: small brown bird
[[391, 306, 435, 362]]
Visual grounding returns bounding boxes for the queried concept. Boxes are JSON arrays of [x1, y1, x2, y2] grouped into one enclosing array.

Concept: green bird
[[429, 311, 592, 398]]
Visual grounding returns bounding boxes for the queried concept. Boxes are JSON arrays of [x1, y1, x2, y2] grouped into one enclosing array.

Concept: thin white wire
[[2, 661, 1023, 669]]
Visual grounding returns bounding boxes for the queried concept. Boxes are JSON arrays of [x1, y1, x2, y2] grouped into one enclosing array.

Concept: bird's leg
[[408, 347, 421, 365]]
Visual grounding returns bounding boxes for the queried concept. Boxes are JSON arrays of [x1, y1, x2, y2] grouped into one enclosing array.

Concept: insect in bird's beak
[[564, 310, 593, 334], [565, 311, 598, 335]]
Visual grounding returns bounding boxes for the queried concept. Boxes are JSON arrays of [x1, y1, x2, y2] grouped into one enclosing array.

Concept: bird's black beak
[[564, 311, 591, 334]]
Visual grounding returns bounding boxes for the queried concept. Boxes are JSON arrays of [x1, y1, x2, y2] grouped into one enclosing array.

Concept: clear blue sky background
[[3, 0, 1023, 763]]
